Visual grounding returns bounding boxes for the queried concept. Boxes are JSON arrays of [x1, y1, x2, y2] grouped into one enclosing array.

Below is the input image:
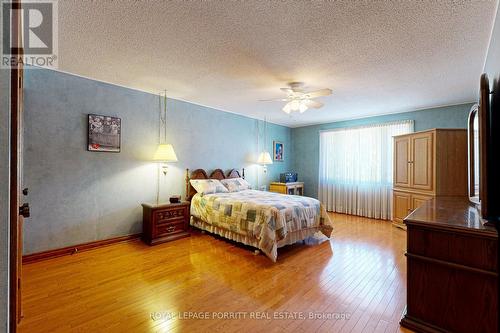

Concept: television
[[468, 73, 500, 225]]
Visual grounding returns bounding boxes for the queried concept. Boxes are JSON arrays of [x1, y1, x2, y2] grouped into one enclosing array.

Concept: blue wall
[[23, 68, 291, 254], [291, 103, 474, 197]]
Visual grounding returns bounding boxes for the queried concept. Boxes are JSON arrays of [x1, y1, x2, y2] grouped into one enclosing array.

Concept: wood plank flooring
[[19, 213, 412, 332]]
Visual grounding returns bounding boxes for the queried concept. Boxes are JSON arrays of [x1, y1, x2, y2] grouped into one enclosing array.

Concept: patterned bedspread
[[190, 190, 333, 261]]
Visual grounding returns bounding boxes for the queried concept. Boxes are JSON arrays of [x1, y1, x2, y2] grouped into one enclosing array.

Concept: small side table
[[269, 182, 304, 196], [141, 202, 190, 245]]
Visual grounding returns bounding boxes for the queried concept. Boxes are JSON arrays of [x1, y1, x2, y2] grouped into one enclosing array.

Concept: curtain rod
[[318, 119, 414, 133]]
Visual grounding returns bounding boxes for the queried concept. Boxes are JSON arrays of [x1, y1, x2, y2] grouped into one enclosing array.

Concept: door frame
[[9, 1, 23, 331]]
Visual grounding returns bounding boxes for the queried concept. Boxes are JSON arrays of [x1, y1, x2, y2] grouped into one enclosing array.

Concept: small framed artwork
[[88, 114, 121, 152], [273, 140, 284, 162]]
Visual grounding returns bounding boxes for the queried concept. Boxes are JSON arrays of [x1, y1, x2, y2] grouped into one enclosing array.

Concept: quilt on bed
[[190, 190, 333, 261]]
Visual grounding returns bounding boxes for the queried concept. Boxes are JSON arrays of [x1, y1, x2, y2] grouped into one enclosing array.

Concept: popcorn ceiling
[[56, 0, 497, 127]]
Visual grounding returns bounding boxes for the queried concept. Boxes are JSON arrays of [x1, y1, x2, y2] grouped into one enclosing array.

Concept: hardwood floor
[[19, 213, 412, 333]]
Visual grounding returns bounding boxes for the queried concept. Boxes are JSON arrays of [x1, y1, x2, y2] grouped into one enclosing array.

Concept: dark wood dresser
[[401, 197, 498, 333], [142, 202, 190, 245]]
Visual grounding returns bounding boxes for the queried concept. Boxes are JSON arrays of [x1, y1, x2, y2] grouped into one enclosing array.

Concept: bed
[[186, 168, 333, 262]]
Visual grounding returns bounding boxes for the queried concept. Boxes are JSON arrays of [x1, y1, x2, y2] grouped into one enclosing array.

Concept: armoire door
[[411, 193, 433, 212], [394, 136, 411, 188], [410, 132, 434, 191], [393, 191, 411, 225]]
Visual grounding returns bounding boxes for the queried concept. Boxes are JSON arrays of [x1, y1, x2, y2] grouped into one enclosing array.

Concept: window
[[318, 120, 414, 219]]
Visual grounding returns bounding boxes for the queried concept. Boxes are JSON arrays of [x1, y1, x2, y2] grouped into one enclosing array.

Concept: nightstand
[[269, 182, 304, 195], [141, 202, 190, 245]]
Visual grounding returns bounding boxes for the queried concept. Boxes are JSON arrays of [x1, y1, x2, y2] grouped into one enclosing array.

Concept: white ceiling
[[56, 0, 498, 127]]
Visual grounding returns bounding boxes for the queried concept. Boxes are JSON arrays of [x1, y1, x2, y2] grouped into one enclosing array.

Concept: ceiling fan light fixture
[[299, 100, 308, 113], [265, 82, 332, 115], [282, 103, 292, 114]]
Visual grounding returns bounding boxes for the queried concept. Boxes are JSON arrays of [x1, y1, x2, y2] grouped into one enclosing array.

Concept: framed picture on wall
[[273, 140, 284, 161], [88, 114, 121, 152]]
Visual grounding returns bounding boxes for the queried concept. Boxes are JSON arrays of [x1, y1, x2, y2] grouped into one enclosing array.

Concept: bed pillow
[[220, 178, 252, 192], [190, 179, 228, 195]]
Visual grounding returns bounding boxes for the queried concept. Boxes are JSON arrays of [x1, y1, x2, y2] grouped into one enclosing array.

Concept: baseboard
[[23, 233, 142, 264], [400, 313, 444, 333], [392, 222, 407, 230]]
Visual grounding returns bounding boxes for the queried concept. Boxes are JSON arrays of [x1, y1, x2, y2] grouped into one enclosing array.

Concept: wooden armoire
[[392, 129, 468, 228]]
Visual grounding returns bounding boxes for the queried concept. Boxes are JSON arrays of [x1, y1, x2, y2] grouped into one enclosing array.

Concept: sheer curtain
[[318, 120, 414, 220]]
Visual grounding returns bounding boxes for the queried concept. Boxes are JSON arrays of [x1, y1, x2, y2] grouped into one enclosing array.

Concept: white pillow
[[190, 179, 228, 195], [220, 178, 252, 192]]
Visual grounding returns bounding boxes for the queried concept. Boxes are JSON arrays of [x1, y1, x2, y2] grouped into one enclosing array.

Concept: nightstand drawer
[[156, 216, 185, 226], [154, 208, 187, 221], [155, 220, 186, 237]]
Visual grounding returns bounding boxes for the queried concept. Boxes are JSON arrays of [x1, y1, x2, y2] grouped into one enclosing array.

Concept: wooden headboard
[[185, 168, 245, 201]]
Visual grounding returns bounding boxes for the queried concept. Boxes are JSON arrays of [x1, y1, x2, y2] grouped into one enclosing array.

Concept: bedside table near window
[[269, 182, 304, 196], [141, 202, 190, 245]]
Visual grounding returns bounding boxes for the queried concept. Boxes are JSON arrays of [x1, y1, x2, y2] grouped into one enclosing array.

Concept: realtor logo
[[2, 0, 58, 68]]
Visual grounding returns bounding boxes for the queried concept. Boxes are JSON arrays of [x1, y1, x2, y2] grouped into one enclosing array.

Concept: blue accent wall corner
[[291, 103, 474, 197]]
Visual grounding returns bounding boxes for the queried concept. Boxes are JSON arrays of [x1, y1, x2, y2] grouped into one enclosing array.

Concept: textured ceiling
[[56, 0, 498, 127]]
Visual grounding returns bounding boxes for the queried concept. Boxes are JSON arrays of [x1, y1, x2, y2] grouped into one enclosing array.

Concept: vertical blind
[[318, 120, 414, 219]]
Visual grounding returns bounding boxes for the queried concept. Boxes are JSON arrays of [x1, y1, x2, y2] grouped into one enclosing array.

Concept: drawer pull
[[166, 226, 176, 233]]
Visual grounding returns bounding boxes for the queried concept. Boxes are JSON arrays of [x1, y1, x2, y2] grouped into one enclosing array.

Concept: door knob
[[19, 203, 30, 218], [22, 188, 28, 196]]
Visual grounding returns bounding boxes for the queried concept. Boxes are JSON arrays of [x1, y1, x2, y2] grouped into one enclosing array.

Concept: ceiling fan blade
[[304, 88, 332, 98], [305, 100, 324, 109], [259, 98, 289, 102], [280, 88, 294, 94]]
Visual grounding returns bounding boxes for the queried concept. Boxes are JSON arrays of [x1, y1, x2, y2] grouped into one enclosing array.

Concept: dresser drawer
[[408, 224, 498, 272], [155, 220, 186, 237]]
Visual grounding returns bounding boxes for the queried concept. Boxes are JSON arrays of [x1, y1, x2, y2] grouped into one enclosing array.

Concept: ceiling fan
[[261, 82, 332, 114]]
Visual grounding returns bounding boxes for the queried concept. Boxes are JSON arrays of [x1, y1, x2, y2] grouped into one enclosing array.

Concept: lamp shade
[[257, 151, 273, 165], [153, 144, 178, 162]]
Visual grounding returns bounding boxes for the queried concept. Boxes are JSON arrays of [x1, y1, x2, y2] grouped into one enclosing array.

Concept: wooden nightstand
[[141, 202, 190, 245], [269, 182, 304, 195]]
